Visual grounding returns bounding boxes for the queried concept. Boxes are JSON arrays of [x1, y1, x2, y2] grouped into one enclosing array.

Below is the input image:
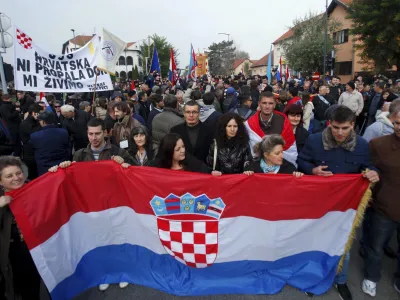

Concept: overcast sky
[[2, 0, 326, 67]]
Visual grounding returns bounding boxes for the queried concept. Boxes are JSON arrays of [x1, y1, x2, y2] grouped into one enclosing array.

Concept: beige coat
[[338, 91, 364, 116]]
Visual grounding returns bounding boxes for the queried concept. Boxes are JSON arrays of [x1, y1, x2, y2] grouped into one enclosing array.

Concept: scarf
[[318, 95, 330, 106], [116, 115, 131, 141], [199, 105, 216, 122], [322, 127, 357, 152], [260, 159, 280, 174]]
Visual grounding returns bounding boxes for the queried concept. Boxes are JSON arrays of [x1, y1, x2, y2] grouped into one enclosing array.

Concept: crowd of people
[[0, 71, 399, 299]]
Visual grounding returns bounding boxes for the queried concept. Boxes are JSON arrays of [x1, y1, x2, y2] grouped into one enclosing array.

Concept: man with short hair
[[245, 91, 297, 165], [112, 101, 140, 148], [30, 111, 69, 176], [61, 104, 92, 152], [170, 100, 213, 162], [367, 81, 385, 126], [53, 100, 63, 126], [287, 87, 301, 106], [152, 94, 184, 153], [229, 94, 255, 121], [79, 101, 92, 113], [137, 91, 150, 121], [329, 76, 342, 102], [0, 94, 21, 155], [313, 85, 334, 133], [146, 94, 164, 131], [362, 106, 400, 297], [16, 90, 35, 115], [198, 92, 222, 132], [338, 81, 364, 116], [19, 104, 42, 179], [297, 105, 379, 300], [73, 118, 133, 163]]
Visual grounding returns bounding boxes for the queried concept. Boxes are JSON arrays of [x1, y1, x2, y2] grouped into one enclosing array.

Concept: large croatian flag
[[10, 161, 369, 300], [245, 110, 298, 166]]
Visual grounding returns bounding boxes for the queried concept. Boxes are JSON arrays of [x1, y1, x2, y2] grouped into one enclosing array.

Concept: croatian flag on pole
[[245, 110, 298, 166], [39, 92, 53, 112], [10, 161, 369, 300], [276, 56, 282, 81], [188, 44, 197, 81], [168, 48, 178, 86]]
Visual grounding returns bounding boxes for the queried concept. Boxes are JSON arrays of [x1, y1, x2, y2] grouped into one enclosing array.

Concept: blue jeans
[[335, 252, 350, 284], [364, 209, 400, 282]]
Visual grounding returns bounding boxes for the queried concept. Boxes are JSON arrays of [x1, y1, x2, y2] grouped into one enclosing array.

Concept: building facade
[[62, 36, 143, 79], [250, 52, 273, 76], [232, 58, 253, 76]]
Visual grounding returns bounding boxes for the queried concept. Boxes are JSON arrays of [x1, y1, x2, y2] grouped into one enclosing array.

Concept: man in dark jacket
[[0, 94, 21, 155], [16, 91, 35, 116], [147, 94, 164, 132], [137, 92, 150, 121], [362, 109, 400, 297], [170, 101, 213, 163], [198, 92, 222, 133], [250, 80, 260, 110], [312, 85, 334, 133], [73, 118, 133, 164], [229, 94, 255, 121], [61, 104, 92, 153], [19, 104, 42, 179], [30, 111, 69, 176], [297, 105, 379, 300]]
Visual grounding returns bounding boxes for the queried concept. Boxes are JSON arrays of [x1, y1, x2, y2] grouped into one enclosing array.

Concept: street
[[75, 234, 399, 300]]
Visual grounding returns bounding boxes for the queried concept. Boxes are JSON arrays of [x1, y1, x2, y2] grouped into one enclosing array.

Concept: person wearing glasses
[[52, 100, 63, 127], [170, 100, 214, 163]]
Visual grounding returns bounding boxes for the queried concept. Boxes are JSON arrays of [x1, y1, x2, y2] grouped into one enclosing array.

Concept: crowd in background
[[0, 70, 400, 299]]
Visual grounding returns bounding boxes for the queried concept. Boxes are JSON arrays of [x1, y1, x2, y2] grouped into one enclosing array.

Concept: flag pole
[[91, 69, 99, 116]]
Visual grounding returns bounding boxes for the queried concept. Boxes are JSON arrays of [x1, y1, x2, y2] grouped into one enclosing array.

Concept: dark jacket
[[137, 100, 150, 121], [0, 204, 15, 299], [170, 122, 213, 163], [250, 88, 260, 110], [19, 95, 35, 114], [229, 107, 255, 121], [30, 125, 70, 176], [206, 139, 252, 174], [252, 158, 297, 174], [73, 142, 134, 164], [147, 108, 162, 132], [149, 152, 210, 173], [62, 110, 92, 151], [0, 102, 21, 132], [128, 146, 154, 166], [297, 132, 375, 175], [295, 126, 309, 154], [313, 95, 331, 121], [202, 111, 222, 133], [19, 115, 42, 160], [370, 134, 400, 222]]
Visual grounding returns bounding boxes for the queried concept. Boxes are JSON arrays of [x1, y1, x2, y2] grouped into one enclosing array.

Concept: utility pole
[[0, 13, 12, 94], [71, 29, 77, 51], [323, 0, 328, 75], [148, 36, 151, 74]]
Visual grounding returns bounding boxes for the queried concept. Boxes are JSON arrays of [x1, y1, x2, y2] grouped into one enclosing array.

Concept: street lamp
[[218, 33, 230, 42], [0, 13, 12, 94], [71, 29, 77, 51]]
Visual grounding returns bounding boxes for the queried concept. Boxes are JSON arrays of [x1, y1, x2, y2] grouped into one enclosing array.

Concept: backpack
[[233, 108, 253, 121], [78, 144, 120, 161]]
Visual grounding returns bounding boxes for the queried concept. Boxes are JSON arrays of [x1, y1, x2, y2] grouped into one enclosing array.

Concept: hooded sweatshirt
[[363, 112, 394, 142]]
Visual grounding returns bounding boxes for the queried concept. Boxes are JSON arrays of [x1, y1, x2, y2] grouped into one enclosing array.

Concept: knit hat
[[111, 91, 123, 100]]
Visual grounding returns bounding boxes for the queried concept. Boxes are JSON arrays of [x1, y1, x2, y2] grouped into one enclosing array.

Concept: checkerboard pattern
[[157, 218, 219, 268], [16, 29, 32, 49]]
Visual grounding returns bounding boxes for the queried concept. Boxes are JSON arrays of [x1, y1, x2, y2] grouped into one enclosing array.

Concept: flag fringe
[[336, 184, 372, 273]]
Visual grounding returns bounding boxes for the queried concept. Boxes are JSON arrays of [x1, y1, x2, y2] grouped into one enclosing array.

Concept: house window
[[335, 61, 352, 75], [138, 56, 143, 67], [120, 71, 126, 79], [333, 29, 349, 44], [119, 56, 126, 66], [127, 56, 133, 65]]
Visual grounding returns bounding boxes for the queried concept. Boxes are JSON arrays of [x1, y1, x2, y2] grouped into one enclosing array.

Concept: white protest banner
[[13, 27, 113, 93]]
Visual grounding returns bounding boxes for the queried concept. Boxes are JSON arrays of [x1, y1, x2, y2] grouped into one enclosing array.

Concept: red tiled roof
[[69, 35, 94, 47], [272, 29, 294, 44], [233, 59, 246, 69], [251, 52, 273, 67], [126, 42, 136, 48]]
